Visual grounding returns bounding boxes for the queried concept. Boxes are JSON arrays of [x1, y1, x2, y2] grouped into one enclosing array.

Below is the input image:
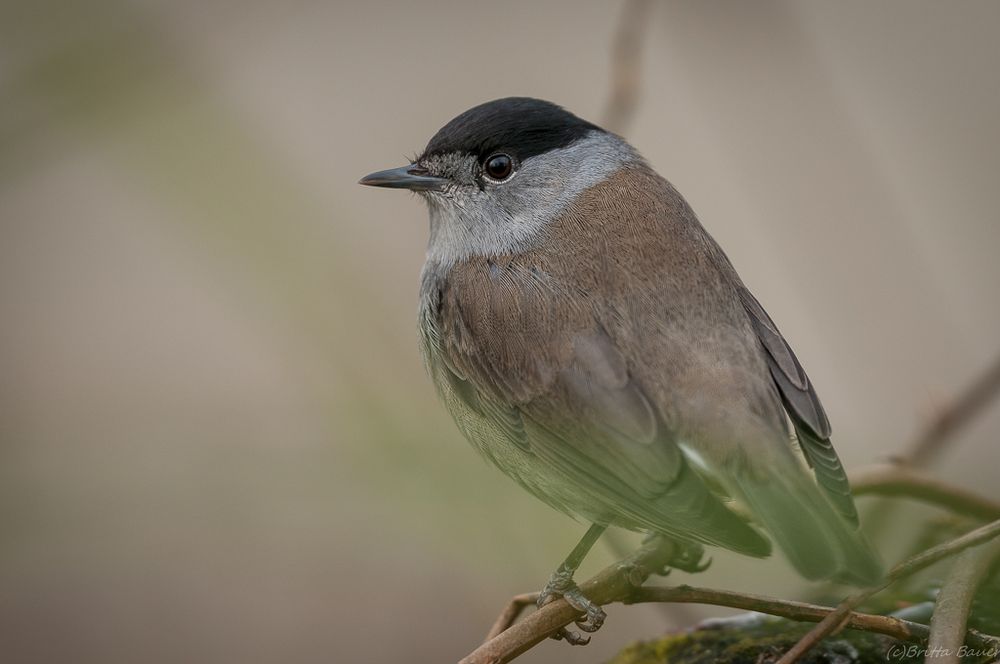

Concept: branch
[[776, 517, 1000, 663], [601, 0, 654, 135], [459, 536, 679, 664], [602, 530, 704, 627], [465, 515, 1000, 664], [484, 593, 537, 642], [852, 467, 1000, 521], [628, 585, 999, 650], [927, 539, 1000, 664]]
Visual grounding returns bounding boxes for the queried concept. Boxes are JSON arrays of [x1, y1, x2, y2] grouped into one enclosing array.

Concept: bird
[[359, 97, 883, 641]]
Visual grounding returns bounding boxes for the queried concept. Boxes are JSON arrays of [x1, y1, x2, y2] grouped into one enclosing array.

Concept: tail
[[732, 465, 883, 586]]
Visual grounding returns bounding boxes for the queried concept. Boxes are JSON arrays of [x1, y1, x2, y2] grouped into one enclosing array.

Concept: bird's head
[[360, 97, 640, 265]]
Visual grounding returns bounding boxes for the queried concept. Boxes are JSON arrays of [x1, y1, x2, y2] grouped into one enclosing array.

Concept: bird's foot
[[668, 541, 711, 574], [620, 558, 668, 587], [636, 536, 712, 576], [537, 564, 606, 645]]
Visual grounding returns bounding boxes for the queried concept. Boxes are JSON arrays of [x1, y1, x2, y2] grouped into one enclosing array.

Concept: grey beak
[[358, 165, 448, 192]]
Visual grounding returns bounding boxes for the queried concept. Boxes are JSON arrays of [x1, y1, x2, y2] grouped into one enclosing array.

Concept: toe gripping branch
[[537, 563, 607, 645], [668, 541, 712, 574], [537, 523, 609, 645], [538, 533, 711, 646]]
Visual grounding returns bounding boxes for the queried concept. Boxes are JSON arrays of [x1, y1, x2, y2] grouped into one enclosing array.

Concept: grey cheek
[[424, 131, 640, 267]]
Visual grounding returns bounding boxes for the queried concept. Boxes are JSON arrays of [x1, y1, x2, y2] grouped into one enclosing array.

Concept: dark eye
[[483, 153, 514, 181]]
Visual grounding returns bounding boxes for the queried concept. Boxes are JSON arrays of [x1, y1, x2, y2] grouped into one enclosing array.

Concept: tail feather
[[732, 468, 883, 586]]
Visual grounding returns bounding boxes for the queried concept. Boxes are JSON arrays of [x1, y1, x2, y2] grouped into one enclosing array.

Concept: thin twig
[[601, 0, 654, 135], [845, 355, 1000, 603], [909, 354, 1000, 467], [628, 585, 1000, 650], [926, 539, 1000, 664], [852, 467, 1000, 521], [776, 518, 1000, 663], [484, 593, 538, 642]]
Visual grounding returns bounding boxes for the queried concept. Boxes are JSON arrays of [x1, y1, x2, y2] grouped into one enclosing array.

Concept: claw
[[537, 570, 606, 644], [575, 611, 605, 633], [668, 542, 711, 574], [651, 563, 673, 578], [537, 564, 575, 608], [536, 589, 557, 608], [563, 585, 606, 632], [619, 559, 671, 587], [621, 561, 647, 588], [689, 555, 713, 573], [552, 627, 591, 645]]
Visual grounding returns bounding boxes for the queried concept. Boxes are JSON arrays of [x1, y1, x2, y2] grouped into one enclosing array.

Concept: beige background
[[2, 1, 999, 662]]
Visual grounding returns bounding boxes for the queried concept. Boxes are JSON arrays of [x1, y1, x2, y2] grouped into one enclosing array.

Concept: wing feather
[[436, 269, 770, 554], [737, 286, 858, 525]]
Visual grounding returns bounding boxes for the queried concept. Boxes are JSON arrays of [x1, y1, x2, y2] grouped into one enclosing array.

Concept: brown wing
[[431, 258, 770, 555]]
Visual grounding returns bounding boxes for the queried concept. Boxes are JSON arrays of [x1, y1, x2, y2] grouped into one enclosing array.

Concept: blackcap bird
[[360, 97, 882, 640]]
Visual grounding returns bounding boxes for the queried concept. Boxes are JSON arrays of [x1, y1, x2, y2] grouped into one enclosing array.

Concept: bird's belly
[[437, 385, 616, 525], [418, 292, 616, 526]]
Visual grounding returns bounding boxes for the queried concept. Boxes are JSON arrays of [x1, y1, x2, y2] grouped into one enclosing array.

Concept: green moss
[[608, 618, 919, 664]]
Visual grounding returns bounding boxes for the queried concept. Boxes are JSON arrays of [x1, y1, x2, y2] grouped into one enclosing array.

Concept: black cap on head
[[419, 97, 604, 163]]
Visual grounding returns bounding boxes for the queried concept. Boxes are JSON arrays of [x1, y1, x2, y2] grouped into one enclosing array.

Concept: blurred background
[[2, 1, 999, 662]]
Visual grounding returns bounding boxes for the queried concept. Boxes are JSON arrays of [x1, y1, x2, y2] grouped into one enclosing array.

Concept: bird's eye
[[483, 153, 514, 182]]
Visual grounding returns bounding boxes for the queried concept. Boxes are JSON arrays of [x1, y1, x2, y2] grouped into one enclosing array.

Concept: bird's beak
[[358, 164, 448, 192]]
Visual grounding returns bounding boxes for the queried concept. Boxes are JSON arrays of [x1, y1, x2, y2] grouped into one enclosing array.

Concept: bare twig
[[832, 358, 1000, 612], [908, 354, 1000, 467], [601, 0, 654, 135], [628, 585, 1000, 650], [926, 539, 1000, 664], [851, 355, 1000, 601], [484, 593, 538, 642], [776, 518, 1000, 663], [852, 467, 1000, 521]]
